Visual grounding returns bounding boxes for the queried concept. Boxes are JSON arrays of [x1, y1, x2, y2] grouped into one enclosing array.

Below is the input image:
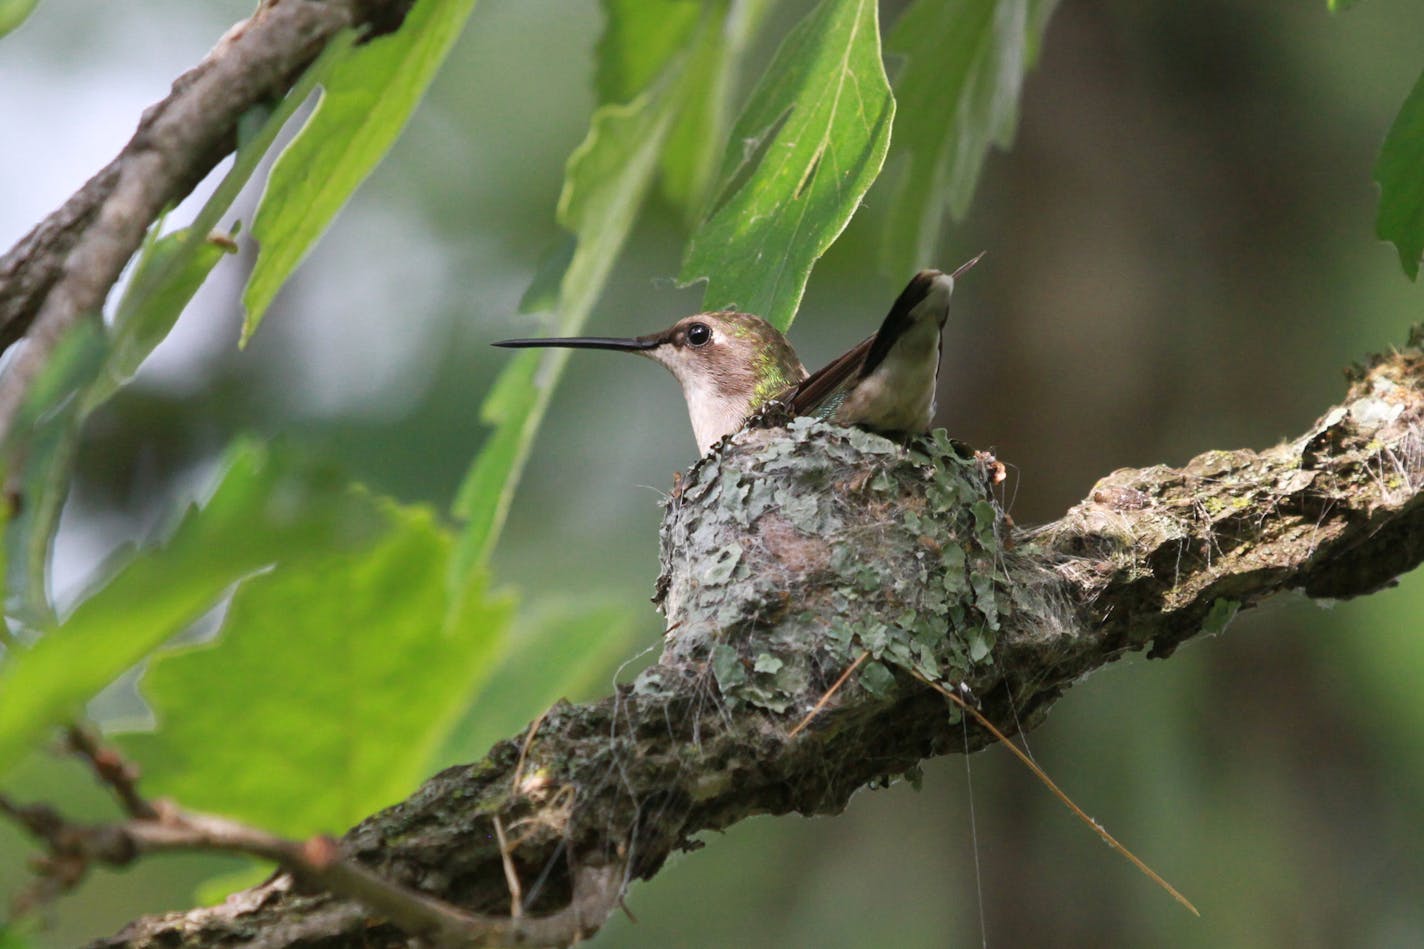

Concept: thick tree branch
[[2, 793, 622, 948], [4, 729, 622, 946], [76, 334, 1424, 947], [0, 0, 417, 443]]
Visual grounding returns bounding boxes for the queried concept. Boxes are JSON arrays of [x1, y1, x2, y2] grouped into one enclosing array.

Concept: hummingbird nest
[[643, 418, 1076, 724]]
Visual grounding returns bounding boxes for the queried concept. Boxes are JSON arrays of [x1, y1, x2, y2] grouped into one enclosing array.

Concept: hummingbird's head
[[493, 311, 806, 454]]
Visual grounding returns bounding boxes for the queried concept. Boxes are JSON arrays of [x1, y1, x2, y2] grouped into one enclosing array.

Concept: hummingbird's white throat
[[644, 345, 758, 454]]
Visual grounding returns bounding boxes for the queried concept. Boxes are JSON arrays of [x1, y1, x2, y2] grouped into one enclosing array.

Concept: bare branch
[[1, 789, 623, 948], [0, 0, 420, 443], [64, 725, 157, 821]]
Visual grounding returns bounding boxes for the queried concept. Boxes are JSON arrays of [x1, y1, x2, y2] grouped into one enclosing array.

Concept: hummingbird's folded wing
[[781, 334, 874, 419], [780, 269, 943, 419]]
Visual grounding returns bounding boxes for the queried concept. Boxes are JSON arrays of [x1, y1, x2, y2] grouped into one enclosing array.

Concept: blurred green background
[[3, 0, 1424, 946]]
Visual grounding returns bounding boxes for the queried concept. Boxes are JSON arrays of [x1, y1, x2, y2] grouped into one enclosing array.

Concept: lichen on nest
[[641, 418, 1025, 719]]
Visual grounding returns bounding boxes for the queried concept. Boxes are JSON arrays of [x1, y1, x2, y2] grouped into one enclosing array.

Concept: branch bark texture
[[0, 0, 415, 441], [91, 334, 1424, 947]]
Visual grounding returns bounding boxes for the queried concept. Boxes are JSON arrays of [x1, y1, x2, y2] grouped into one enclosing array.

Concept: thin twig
[[492, 815, 524, 918], [5, 723, 628, 948], [1, 790, 624, 948], [64, 724, 157, 820], [788, 650, 870, 738], [911, 670, 1200, 917]]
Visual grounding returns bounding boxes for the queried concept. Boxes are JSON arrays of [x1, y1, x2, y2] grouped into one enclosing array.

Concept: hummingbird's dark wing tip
[[849, 261, 967, 385]]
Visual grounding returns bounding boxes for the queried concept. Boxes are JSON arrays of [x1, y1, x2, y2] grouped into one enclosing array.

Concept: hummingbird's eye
[[686, 322, 712, 347]]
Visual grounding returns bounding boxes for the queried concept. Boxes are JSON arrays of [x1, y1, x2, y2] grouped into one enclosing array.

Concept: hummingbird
[[493, 253, 984, 454]]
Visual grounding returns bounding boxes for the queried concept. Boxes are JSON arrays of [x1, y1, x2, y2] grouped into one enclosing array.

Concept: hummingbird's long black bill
[[491, 335, 660, 352]]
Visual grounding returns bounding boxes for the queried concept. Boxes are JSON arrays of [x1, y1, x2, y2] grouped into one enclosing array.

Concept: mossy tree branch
[[88, 333, 1424, 948]]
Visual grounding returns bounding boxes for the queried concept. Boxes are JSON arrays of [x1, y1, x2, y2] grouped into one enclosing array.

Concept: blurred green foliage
[[0, 442, 400, 777], [880, 0, 1056, 277], [0, 0, 1422, 946], [1376, 67, 1424, 279], [680, 0, 893, 330], [0, 0, 37, 38], [115, 500, 510, 838], [242, 1, 476, 342]]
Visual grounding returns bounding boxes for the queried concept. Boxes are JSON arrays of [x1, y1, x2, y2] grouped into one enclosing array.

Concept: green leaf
[[658, 0, 774, 220], [1327, 0, 1363, 10], [435, 602, 640, 766], [5, 227, 231, 628], [88, 227, 235, 410], [556, 83, 688, 312], [0, 0, 38, 39], [192, 32, 359, 243], [241, 0, 479, 343], [595, 0, 703, 105], [5, 229, 232, 633], [4, 319, 107, 628], [1376, 66, 1424, 280], [120, 32, 354, 358], [0, 443, 390, 778], [880, 0, 1057, 278], [118, 504, 510, 836], [596, 0, 718, 219], [452, 54, 693, 572], [0, 923, 35, 949], [452, 349, 542, 573], [2, 37, 350, 630], [594, 0, 773, 221], [680, 0, 894, 331], [517, 235, 577, 314]]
